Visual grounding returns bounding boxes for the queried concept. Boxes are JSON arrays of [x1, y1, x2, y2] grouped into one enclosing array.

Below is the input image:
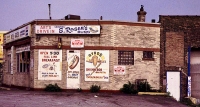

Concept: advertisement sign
[[5, 34, 11, 43], [188, 76, 191, 97], [85, 50, 109, 81], [35, 25, 100, 34], [16, 45, 30, 53], [0, 31, 6, 62], [5, 25, 31, 43], [71, 39, 84, 48], [38, 49, 62, 80], [114, 65, 125, 75], [67, 50, 80, 89]]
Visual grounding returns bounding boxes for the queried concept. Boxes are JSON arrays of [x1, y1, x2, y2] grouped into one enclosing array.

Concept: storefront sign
[[5, 34, 11, 43], [71, 39, 84, 48], [35, 25, 100, 34], [5, 25, 31, 43], [114, 65, 125, 75], [67, 50, 80, 89], [188, 76, 191, 97], [85, 50, 109, 81], [16, 45, 30, 53], [38, 49, 62, 80]]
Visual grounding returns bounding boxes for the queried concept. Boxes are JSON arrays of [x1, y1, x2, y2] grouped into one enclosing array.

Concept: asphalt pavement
[[0, 87, 187, 107]]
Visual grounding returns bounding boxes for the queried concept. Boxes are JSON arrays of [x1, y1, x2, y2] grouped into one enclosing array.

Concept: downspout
[[188, 46, 191, 76], [187, 46, 191, 97]]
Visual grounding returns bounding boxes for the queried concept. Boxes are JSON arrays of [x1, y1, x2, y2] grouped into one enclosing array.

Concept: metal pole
[[48, 4, 51, 20]]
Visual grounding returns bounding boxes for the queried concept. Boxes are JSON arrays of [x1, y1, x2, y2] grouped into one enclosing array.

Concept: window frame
[[143, 51, 154, 60], [16, 51, 30, 72], [118, 51, 134, 65], [7, 54, 11, 72]]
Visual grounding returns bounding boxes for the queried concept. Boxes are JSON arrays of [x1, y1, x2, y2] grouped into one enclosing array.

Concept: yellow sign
[[0, 31, 7, 63]]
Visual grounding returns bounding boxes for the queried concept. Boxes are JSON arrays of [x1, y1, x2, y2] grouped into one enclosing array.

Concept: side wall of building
[[32, 23, 160, 90]]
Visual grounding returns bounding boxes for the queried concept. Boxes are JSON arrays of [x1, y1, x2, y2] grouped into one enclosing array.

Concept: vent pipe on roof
[[48, 4, 52, 20], [151, 19, 156, 23], [100, 16, 103, 20]]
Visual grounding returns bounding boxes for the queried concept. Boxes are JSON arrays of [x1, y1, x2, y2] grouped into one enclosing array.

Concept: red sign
[[71, 39, 84, 48]]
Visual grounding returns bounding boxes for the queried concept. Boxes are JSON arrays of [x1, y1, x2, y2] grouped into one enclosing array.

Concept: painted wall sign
[[71, 39, 84, 48], [5, 25, 31, 43], [114, 65, 125, 75], [38, 49, 62, 80], [35, 25, 100, 34], [188, 76, 191, 97], [85, 50, 109, 81], [67, 50, 80, 89]]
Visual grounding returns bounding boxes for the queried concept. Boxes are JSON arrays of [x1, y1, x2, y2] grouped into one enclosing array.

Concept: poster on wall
[[85, 50, 109, 81], [114, 65, 125, 75], [67, 50, 80, 89], [38, 49, 62, 80]]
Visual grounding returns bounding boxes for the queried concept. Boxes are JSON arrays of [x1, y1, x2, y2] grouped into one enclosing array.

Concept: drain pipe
[[188, 46, 191, 76]]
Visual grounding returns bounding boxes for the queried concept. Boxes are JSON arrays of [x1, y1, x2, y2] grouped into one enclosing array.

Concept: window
[[7, 55, 11, 72], [143, 51, 154, 60], [118, 51, 134, 65], [17, 51, 30, 72]]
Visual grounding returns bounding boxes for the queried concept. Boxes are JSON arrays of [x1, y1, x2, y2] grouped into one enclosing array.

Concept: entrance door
[[167, 71, 180, 101]]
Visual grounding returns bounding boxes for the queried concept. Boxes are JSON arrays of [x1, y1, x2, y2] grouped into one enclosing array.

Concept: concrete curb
[[0, 87, 11, 90], [138, 92, 167, 96], [188, 97, 200, 105]]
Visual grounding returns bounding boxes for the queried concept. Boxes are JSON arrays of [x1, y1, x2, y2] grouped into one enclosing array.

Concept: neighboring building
[[0, 31, 7, 67], [2, 6, 160, 91], [159, 15, 200, 101]]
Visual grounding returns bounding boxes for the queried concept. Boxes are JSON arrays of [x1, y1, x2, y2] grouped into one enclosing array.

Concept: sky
[[0, 0, 200, 31]]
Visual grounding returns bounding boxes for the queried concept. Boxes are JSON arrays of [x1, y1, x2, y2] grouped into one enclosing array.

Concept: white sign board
[[114, 65, 125, 75], [38, 49, 62, 80], [67, 50, 80, 89], [5, 25, 31, 43], [71, 39, 84, 48], [85, 50, 109, 81], [35, 25, 100, 34]]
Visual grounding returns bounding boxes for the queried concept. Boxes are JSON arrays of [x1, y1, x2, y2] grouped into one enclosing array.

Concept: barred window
[[143, 51, 154, 59], [118, 51, 134, 65]]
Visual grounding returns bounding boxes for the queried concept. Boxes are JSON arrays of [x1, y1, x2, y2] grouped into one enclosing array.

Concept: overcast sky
[[0, 0, 200, 31]]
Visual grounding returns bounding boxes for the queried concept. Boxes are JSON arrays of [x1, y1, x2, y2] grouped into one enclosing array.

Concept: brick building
[[159, 15, 200, 101], [2, 6, 160, 92]]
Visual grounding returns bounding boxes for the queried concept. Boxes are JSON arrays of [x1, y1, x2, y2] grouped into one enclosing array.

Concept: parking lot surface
[[0, 88, 187, 107]]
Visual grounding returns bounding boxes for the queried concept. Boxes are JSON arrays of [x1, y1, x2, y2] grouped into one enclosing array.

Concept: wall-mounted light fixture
[[36, 35, 40, 41], [57, 37, 62, 49]]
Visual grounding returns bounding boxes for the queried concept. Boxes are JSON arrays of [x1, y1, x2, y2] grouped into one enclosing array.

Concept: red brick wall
[[160, 15, 200, 99], [165, 32, 184, 67]]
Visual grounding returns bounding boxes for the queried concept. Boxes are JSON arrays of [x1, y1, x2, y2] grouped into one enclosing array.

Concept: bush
[[44, 83, 61, 92], [120, 81, 138, 94], [137, 81, 152, 92], [90, 84, 101, 93], [77, 88, 82, 92]]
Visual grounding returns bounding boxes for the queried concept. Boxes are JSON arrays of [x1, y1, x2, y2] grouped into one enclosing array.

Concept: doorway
[[167, 71, 180, 101]]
